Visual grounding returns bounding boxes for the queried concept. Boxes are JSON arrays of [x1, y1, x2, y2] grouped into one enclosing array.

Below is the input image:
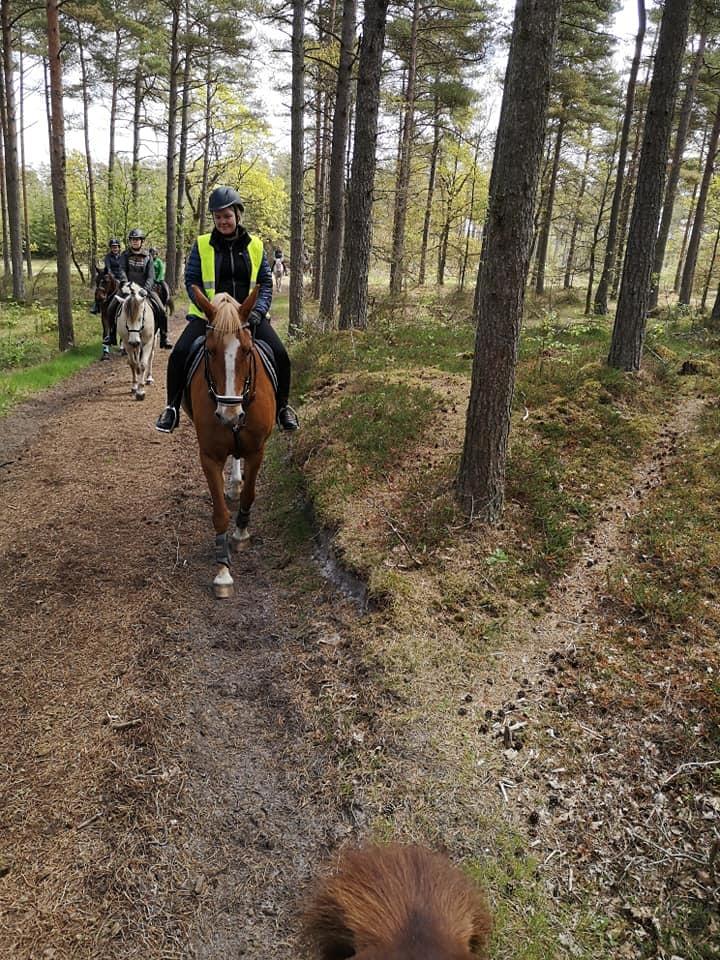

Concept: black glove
[[248, 310, 262, 329]]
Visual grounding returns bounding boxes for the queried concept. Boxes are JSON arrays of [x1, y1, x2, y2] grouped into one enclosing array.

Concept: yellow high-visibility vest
[[188, 233, 265, 318]]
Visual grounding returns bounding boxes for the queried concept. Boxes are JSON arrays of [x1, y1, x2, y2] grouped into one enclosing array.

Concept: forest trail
[[0, 324, 357, 959], [0, 329, 711, 959]]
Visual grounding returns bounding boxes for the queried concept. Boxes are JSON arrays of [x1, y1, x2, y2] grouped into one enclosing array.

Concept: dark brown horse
[[187, 285, 276, 598], [303, 844, 492, 960], [93, 268, 120, 358]]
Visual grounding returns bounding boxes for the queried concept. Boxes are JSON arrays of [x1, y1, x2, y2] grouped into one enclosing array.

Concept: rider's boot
[[277, 404, 299, 432], [160, 334, 173, 349], [155, 406, 179, 433], [90, 301, 99, 314]]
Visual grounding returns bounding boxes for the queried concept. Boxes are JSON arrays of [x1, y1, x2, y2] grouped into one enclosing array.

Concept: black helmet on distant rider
[[127, 228, 145, 241]]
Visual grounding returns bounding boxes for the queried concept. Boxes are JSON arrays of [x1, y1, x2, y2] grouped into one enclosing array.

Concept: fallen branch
[[662, 758, 720, 786]]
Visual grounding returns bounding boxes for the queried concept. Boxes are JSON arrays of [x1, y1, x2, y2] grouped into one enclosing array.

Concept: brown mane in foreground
[[303, 844, 492, 960]]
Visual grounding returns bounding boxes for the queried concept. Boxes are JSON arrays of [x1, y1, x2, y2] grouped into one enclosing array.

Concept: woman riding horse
[[155, 186, 299, 434], [105, 230, 172, 350]]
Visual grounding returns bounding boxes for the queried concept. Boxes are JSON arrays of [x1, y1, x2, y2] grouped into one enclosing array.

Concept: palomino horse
[[116, 282, 158, 400], [271, 258, 285, 293], [93, 268, 119, 359], [185, 285, 276, 598]]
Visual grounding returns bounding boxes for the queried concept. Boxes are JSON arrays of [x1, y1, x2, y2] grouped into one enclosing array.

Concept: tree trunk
[[679, 95, 720, 306], [564, 140, 591, 288], [288, 0, 305, 337], [700, 218, 720, 312], [108, 29, 120, 217], [131, 63, 142, 219], [609, 0, 692, 371], [77, 24, 98, 273], [674, 182, 697, 293], [175, 8, 192, 285], [649, 30, 706, 309], [710, 275, 720, 326], [456, 0, 561, 520], [419, 91, 441, 286], [389, 0, 420, 295], [319, 0, 357, 326], [165, 1, 180, 291], [459, 129, 482, 292], [594, 0, 646, 314], [18, 48, 31, 278], [534, 114, 566, 295], [585, 139, 617, 314], [1, 0, 25, 300], [199, 49, 213, 235], [611, 28, 657, 302], [45, 10, 75, 350], [0, 56, 11, 278], [338, 0, 390, 329]]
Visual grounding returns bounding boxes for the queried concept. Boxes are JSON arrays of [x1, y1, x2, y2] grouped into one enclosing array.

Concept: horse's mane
[[210, 293, 244, 335]]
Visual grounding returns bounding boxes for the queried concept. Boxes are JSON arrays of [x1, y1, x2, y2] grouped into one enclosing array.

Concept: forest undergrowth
[[284, 287, 720, 960]]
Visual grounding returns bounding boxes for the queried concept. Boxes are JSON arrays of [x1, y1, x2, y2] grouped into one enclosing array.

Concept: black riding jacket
[[104, 252, 125, 281], [120, 250, 155, 292]]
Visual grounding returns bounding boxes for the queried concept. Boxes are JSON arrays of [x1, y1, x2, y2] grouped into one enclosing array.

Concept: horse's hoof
[[213, 566, 234, 598], [135, 392, 145, 401], [231, 528, 250, 551], [146, 376, 154, 385]]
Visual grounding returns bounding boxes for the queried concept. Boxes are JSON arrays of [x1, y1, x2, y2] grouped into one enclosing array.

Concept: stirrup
[[155, 406, 179, 434]]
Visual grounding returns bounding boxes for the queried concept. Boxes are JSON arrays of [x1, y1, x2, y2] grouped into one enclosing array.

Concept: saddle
[[183, 335, 278, 418]]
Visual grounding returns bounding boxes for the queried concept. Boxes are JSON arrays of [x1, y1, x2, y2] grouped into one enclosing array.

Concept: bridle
[[203, 321, 257, 408], [120, 286, 150, 337]]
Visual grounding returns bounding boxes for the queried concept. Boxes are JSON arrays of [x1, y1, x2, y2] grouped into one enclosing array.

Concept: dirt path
[[0, 332, 356, 959]]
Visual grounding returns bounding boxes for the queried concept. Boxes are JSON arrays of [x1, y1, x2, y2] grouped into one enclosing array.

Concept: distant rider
[[91, 238, 124, 314], [154, 186, 299, 434], [112, 229, 172, 349]]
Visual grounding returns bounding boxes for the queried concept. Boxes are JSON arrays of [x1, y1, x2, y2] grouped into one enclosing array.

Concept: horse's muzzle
[[215, 404, 245, 428]]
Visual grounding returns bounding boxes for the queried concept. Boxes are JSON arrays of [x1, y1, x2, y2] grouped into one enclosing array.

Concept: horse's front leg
[[145, 332, 158, 385], [127, 348, 140, 395], [200, 452, 234, 598], [225, 456, 244, 502], [231, 449, 264, 551]]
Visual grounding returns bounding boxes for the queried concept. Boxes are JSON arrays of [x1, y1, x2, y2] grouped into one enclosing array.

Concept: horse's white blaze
[[215, 335, 243, 420]]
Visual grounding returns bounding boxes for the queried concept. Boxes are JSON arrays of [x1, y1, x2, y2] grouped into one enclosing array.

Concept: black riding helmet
[[109, 238, 121, 247], [128, 228, 145, 241], [208, 186, 245, 213], [149, 248, 158, 256]]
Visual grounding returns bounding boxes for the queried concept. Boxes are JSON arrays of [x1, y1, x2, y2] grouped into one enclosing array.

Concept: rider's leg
[[253, 317, 299, 431], [155, 315, 206, 432], [150, 291, 172, 348], [107, 299, 119, 346]]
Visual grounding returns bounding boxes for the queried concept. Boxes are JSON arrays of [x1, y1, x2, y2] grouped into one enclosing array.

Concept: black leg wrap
[[215, 532, 231, 567], [236, 506, 251, 529]]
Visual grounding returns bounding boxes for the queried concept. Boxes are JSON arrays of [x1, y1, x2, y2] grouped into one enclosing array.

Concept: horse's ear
[[240, 285, 259, 317], [192, 285, 216, 321]]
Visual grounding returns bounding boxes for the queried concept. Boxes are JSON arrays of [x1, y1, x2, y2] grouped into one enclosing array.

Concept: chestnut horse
[[93, 268, 119, 359], [304, 844, 492, 960], [186, 285, 276, 598]]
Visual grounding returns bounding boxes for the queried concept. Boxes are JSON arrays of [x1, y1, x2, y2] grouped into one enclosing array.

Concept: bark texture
[[338, 0, 390, 330], [288, 0, 305, 337], [608, 0, 692, 370], [456, 0, 561, 520]]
